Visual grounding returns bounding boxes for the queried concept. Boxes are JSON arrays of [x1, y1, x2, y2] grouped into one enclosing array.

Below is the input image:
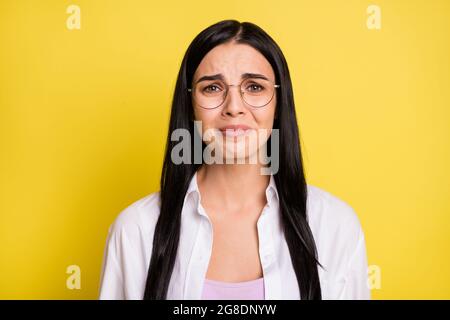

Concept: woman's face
[[191, 42, 277, 162]]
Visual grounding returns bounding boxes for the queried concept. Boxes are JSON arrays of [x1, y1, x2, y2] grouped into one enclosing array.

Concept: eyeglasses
[[187, 78, 280, 109]]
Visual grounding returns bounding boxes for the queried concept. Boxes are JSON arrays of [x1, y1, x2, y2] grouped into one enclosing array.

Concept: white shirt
[[98, 171, 371, 300]]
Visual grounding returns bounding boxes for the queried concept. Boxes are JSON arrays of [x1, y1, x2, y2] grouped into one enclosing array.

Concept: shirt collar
[[184, 170, 279, 216]]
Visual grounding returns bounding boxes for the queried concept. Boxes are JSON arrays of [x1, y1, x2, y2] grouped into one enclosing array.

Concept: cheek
[[193, 107, 221, 143], [194, 108, 217, 127], [255, 103, 276, 129]]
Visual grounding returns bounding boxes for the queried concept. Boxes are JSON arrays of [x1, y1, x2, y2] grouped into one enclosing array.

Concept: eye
[[245, 83, 264, 92], [203, 84, 223, 93]]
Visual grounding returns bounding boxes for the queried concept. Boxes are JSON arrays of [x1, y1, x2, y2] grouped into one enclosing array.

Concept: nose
[[221, 85, 246, 117]]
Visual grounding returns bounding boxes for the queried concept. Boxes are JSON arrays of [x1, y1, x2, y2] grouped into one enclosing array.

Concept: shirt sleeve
[[98, 224, 125, 300], [340, 225, 371, 300]]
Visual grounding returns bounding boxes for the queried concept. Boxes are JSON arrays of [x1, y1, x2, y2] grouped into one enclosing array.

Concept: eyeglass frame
[[187, 78, 280, 110]]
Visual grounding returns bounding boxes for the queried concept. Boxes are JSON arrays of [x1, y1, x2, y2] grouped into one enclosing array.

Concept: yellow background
[[1, 0, 449, 299]]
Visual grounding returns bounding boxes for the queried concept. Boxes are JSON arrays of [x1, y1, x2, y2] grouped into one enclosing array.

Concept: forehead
[[193, 42, 275, 82]]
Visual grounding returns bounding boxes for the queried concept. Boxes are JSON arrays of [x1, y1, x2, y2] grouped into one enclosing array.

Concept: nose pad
[[222, 85, 246, 115]]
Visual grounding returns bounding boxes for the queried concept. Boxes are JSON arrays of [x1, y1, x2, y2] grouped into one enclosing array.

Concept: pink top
[[201, 277, 265, 300]]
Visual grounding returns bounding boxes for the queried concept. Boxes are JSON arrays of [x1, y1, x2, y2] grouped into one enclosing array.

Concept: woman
[[98, 20, 370, 300]]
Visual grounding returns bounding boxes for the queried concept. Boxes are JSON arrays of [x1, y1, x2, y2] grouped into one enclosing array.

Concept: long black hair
[[144, 20, 322, 300]]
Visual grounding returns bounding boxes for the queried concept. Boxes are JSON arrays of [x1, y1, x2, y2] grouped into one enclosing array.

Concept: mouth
[[218, 125, 253, 138]]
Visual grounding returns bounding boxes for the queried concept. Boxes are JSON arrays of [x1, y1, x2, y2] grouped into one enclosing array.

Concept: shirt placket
[[257, 205, 283, 299], [183, 204, 213, 299]]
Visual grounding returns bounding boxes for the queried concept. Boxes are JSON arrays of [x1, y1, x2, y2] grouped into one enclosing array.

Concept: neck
[[196, 163, 270, 213]]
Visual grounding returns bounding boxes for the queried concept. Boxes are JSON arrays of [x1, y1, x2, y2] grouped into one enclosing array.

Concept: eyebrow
[[194, 73, 270, 84]]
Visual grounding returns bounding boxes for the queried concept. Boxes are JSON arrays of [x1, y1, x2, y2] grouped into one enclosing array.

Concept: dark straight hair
[[144, 20, 322, 300]]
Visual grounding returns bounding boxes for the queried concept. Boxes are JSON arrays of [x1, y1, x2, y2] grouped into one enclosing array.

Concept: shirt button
[[261, 253, 272, 266]]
